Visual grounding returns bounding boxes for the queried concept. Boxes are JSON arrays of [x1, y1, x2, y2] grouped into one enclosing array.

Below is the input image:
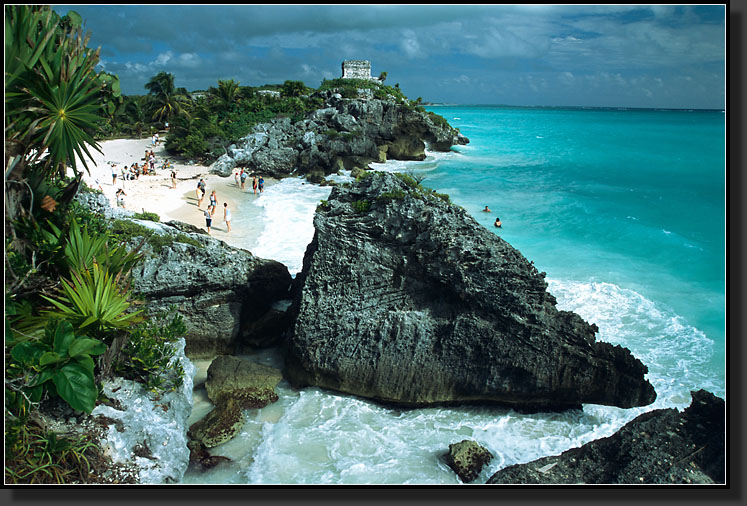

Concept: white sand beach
[[80, 135, 275, 247]]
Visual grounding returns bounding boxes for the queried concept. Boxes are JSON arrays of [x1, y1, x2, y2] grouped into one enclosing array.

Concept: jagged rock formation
[[188, 355, 283, 449], [285, 172, 656, 410], [444, 440, 494, 483], [210, 91, 469, 179], [126, 222, 293, 358], [487, 390, 726, 484]]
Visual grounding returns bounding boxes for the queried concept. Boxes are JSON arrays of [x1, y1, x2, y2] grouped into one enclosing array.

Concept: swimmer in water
[[494, 217, 502, 228], [482, 206, 491, 212]]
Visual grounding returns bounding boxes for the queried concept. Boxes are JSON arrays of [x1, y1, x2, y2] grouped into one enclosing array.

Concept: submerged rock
[[487, 390, 725, 484], [188, 355, 283, 448], [445, 440, 493, 483], [285, 172, 656, 410]]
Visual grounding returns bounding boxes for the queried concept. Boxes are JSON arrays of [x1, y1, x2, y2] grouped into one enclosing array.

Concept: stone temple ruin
[[341, 60, 378, 81]]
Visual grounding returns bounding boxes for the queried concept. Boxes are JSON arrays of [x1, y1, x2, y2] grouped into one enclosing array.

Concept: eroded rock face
[[210, 91, 469, 178], [125, 221, 293, 358], [445, 440, 493, 483], [487, 390, 725, 484], [285, 172, 656, 410]]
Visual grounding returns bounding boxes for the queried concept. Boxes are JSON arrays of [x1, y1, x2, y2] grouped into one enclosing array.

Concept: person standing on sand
[[111, 164, 118, 185], [197, 178, 206, 207], [258, 176, 264, 193], [235, 170, 240, 187], [171, 169, 177, 189], [252, 175, 258, 195], [223, 202, 232, 233], [240, 169, 247, 190], [203, 208, 212, 234], [209, 190, 218, 216]]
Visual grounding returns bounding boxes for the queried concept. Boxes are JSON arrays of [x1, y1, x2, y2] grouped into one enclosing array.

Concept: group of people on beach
[[196, 178, 231, 235], [482, 205, 502, 228], [107, 140, 173, 209], [234, 168, 264, 194]]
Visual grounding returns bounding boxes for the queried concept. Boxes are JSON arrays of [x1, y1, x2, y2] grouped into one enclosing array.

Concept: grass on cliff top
[[109, 220, 203, 254]]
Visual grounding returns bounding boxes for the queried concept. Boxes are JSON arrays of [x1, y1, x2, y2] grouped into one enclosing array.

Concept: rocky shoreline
[[65, 90, 725, 485]]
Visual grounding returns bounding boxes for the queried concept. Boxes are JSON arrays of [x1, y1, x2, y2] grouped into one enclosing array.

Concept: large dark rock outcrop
[[210, 91, 469, 179], [285, 172, 656, 410], [487, 390, 726, 484], [124, 221, 293, 358]]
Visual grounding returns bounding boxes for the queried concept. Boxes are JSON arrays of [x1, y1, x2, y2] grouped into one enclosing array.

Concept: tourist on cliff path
[[224, 202, 232, 233]]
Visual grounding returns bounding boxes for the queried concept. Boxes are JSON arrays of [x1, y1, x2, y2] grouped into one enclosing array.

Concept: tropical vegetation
[[4, 5, 185, 483]]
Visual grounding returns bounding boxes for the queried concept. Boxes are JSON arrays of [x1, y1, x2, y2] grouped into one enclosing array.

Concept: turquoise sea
[[182, 105, 726, 484]]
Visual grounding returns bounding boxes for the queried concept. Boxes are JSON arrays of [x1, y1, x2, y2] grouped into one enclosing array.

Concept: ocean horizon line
[[424, 103, 725, 113]]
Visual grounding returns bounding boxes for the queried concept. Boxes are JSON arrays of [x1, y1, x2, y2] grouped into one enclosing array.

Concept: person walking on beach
[[240, 169, 247, 190], [258, 176, 264, 193], [111, 164, 118, 185], [252, 175, 258, 195], [203, 208, 212, 234], [223, 202, 232, 233], [171, 169, 177, 189], [235, 170, 240, 187], [197, 178, 206, 207], [209, 190, 218, 216]]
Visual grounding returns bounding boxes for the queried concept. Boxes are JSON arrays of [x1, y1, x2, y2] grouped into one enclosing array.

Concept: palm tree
[[5, 5, 118, 290], [144, 71, 191, 123], [5, 6, 112, 180], [207, 79, 241, 112]]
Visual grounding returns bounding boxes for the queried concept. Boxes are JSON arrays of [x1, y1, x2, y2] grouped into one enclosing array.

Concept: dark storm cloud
[[53, 4, 726, 108]]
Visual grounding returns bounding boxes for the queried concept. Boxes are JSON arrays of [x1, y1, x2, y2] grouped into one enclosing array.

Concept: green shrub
[[133, 211, 160, 222], [351, 200, 371, 213], [7, 320, 107, 413], [377, 190, 407, 203], [113, 309, 186, 393], [316, 199, 330, 212], [40, 263, 144, 336]]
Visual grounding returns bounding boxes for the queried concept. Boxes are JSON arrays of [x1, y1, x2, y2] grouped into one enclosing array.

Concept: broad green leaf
[[53, 320, 75, 354], [30, 369, 54, 387], [10, 341, 44, 366], [69, 338, 106, 357], [52, 363, 98, 413], [39, 351, 62, 367], [75, 355, 95, 374]]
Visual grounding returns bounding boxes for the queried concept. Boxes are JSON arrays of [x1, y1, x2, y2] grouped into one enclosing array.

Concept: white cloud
[[400, 30, 422, 58]]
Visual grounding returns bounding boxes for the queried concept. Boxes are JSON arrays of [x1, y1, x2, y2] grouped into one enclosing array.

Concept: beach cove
[[82, 104, 724, 485]]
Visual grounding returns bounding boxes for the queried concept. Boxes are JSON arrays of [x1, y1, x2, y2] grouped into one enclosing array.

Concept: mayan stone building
[[341, 60, 374, 80]]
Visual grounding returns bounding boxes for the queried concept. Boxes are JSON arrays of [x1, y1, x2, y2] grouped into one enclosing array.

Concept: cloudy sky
[[52, 4, 726, 109]]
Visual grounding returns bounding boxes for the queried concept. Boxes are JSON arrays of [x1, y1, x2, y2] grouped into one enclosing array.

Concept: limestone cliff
[[210, 90, 469, 179], [285, 172, 657, 410]]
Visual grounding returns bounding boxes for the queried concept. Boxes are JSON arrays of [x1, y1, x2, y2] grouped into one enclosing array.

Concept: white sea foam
[[245, 177, 333, 275], [181, 276, 723, 484]]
